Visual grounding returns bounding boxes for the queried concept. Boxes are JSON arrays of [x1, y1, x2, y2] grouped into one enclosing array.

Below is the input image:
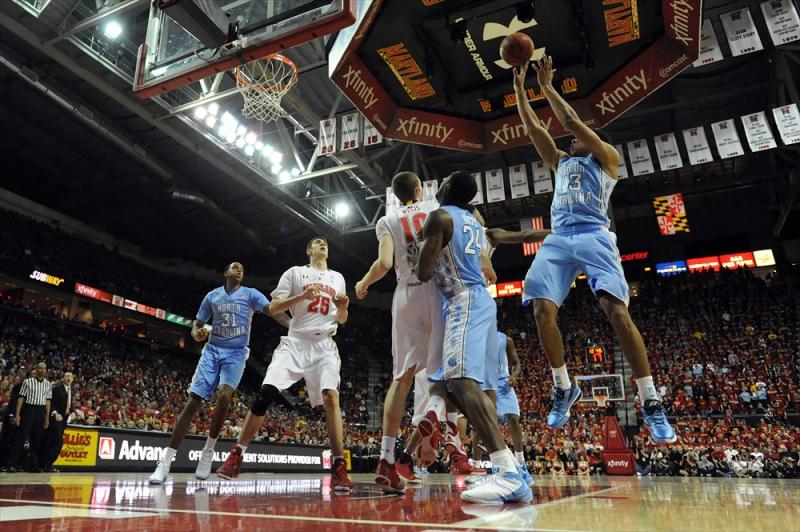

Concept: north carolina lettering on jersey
[[553, 191, 594, 208]]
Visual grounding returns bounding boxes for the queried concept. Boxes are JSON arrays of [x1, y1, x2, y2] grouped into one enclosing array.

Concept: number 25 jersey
[[271, 265, 346, 339], [375, 200, 439, 285]]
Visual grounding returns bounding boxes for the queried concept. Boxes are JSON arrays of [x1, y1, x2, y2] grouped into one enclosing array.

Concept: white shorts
[[391, 281, 444, 380], [263, 336, 340, 408]]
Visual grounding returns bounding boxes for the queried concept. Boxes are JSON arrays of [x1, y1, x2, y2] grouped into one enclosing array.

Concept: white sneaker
[[149, 458, 172, 485], [460, 471, 532, 505], [195, 448, 214, 480]]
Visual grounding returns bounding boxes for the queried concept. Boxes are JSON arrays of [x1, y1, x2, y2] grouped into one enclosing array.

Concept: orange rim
[[235, 53, 298, 93]]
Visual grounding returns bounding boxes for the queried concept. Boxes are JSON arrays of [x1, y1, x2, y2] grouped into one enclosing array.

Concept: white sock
[[445, 412, 459, 434], [489, 448, 517, 474], [380, 435, 396, 464], [163, 447, 177, 461], [204, 436, 217, 450], [636, 376, 661, 402], [425, 395, 446, 421], [515, 451, 525, 465], [235, 444, 248, 454], [552, 364, 571, 390]]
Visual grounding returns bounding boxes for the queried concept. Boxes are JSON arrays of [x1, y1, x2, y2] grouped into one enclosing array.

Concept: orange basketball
[[500, 32, 534, 67]]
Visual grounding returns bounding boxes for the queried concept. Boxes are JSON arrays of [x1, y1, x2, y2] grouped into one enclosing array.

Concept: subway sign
[[30, 270, 65, 287]]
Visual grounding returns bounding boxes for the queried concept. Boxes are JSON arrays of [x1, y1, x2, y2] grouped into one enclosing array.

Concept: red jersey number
[[399, 213, 427, 244], [307, 296, 330, 315]]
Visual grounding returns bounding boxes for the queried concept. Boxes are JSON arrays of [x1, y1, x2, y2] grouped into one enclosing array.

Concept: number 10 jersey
[[375, 199, 439, 286], [271, 265, 346, 339]]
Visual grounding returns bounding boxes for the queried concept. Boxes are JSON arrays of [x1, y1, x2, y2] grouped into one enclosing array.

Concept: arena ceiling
[[0, 0, 798, 280]]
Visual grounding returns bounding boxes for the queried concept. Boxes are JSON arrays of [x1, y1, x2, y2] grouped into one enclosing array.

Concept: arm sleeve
[[375, 216, 390, 240], [196, 293, 213, 323], [251, 288, 270, 312], [271, 268, 294, 300]]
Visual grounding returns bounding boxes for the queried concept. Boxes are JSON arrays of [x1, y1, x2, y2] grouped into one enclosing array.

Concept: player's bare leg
[[149, 393, 203, 484], [396, 426, 422, 482], [323, 389, 353, 491], [195, 384, 236, 480], [506, 414, 524, 460], [448, 379, 508, 459], [376, 365, 416, 493]]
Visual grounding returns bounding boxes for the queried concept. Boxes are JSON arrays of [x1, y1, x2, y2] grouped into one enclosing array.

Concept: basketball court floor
[[0, 472, 797, 531]]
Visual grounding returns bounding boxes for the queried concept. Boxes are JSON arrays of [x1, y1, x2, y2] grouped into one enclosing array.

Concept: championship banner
[[508, 164, 530, 199], [694, 19, 724, 67], [614, 145, 629, 179], [521, 216, 545, 256], [364, 119, 383, 146], [741, 111, 777, 152], [422, 179, 439, 201], [721, 8, 764, 57], [653, 132, 683, 171], [773, 103, 800, 144], [54, 427, 99, 467], [485, 168, 506, 203], [627, 139, 655, 176], [760, 0, 800, 46], [470, 172, 484, 205], [532, 161, 553, 194], [319, 118, 336, 155], [711, 119, 745, 158], [682, 126, 714, 165], [386, 186, 400, 215], [340, 113, 360, 151], [653, 193, 690, 235]]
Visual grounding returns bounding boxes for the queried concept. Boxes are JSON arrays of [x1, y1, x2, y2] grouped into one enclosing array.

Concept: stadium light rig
[[104, 21, 123, 40]]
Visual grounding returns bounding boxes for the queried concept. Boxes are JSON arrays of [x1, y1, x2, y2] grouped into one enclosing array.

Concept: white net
[[235, 54, 298, 122]]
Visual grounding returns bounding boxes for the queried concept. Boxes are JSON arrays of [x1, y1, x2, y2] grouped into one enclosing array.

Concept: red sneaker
[[332, 458, 353, 492], [417, 411, 440, 467], [395, 457, 420, 483], [449, 452, 473, 475], [216, 446, 243, 480], [375, 459, 405, 494], [443, 428, 464, 457]]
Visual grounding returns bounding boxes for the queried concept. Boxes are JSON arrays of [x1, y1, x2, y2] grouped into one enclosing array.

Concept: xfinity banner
[[58, 426, 347, 473]]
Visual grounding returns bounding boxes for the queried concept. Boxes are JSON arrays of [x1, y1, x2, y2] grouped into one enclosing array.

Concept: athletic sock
[[446, 412, 459, 433], [425, 395, 446, 421], [235, 444, 248, 454], [489, 448, 517, 474], [164, 447, 177, 460], [515, 451, 525, 466], [551, 364, 572, 390], [380, 435, 396, 464], [204, 436, 217, 450], [636, 376, 661, 402]]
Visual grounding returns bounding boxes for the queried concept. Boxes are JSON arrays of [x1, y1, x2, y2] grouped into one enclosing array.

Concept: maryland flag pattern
[[653, 193, 690, 236]]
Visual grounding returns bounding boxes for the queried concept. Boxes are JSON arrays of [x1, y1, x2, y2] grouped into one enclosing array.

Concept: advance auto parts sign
[[54, 427, 99, 467]]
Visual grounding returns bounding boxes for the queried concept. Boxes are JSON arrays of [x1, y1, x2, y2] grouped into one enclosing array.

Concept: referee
[[7, 362, 52, 472]]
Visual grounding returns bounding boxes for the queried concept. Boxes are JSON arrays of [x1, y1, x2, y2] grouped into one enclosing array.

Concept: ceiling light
[[279, 170, 290, 182], [335, 202, 350, 218], [236, 125, 247, 136], [244, 145, 255, 156], [270, 164, 282, 174], [261, 144, 274, 155], [290, 168, 301, 177], [245, 132, 257, 144], [193, 106, 207, 120], [204, 115, 216, 128], [220, 111, 236, 124], [269, 151, 283, 164], [225, 130, 237, 143], [104, 21, 123, 40], [208, 102, 219, 115], [235, 137, 246, 148], [255, 142, 264, 150]]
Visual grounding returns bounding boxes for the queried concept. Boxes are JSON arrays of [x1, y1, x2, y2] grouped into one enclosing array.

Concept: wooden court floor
[[0, 472, 797, 531]]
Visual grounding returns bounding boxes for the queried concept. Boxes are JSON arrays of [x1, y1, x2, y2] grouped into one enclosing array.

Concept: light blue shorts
[[523, 228, 630, 307], [496, 381, 521, 420], [188, 343, 249, 399], [429, 285, 498, 386], [481, 336, 501, 393]]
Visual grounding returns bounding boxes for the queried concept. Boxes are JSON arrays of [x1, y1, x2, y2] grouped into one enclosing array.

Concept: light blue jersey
[[196, 286, 269, 349], [434, 205, 485, 297], [497, 331, 510, 381], [551, 154, 616, 234]]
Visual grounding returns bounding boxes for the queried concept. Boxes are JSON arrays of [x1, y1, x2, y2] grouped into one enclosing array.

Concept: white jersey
[[375, 199, 439, 285], [271, 265, 346, 339]]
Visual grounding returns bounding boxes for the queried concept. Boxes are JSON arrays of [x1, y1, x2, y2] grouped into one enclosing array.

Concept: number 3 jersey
[[272, 265, 346, 339], [375, 200, 439, 285], [552, 154, 616, 234], [434, 205, 485, 298]]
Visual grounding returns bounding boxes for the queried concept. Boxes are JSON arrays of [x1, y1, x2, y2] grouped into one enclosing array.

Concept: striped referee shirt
[[20, 377, 52, 406]]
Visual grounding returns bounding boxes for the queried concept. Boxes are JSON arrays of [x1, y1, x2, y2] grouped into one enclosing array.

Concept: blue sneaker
[[460, 471, 533, 505], [642, 400, 676, 444], [517, 464, 534, 488], [547, 383, 582, 428]]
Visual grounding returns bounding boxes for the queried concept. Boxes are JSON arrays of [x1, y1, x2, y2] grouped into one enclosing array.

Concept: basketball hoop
[[594, 394, 608, 408], [235, 54, 298, 122]]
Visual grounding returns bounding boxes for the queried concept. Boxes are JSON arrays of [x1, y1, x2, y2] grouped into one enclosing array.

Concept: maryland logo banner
[[653, 193, 690, 235]]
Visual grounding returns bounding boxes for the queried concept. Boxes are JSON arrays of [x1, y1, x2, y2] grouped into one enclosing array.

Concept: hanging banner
[[653, 132, 683, 171], [720, 8, 764, 57], [711, 119, 745, 158], [653, 193, 690, 235], [319, 119, 336, 155], [532, 161, 553, 195], [772, 103, 800, 145], [364, 119, 383, 146], [422, 179, 439, 201], [741, 111, 777, 152], [682, 126, 714, 165], [627, 139, 655, 176], [614, 145, 629, 180], [694, 19, 724, 67], [470, 172, 484, 205], [386, 187, 400, 215], [485, 168, 506, 203], [508, 164, 530, 199], [340, 113, 360, 151], [760, 0, 800, 46]]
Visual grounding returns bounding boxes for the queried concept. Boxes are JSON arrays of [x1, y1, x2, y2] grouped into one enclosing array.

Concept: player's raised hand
[[354, 280, 368, 300], [334, 294, 350, 310], [532, 54, 554, 88], [512, 61, 528, 91], [302, 284, 321, 300]]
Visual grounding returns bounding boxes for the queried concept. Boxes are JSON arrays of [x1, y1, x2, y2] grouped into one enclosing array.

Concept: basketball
[[500, 32, 534, 67]]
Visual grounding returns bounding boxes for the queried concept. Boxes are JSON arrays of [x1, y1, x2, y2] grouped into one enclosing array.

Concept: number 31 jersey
[[375, 200, 439, 285], [271, 265, 346, 339]]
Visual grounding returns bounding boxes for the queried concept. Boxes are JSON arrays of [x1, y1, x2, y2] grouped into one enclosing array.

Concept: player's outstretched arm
[[534, 55, 619, 177], [514, 62, 567, 171], [486, 227, 550, 246], [269, 311, 291, 328], [506, 336, 522, 387], [355, 233, 394, 299], [416, 209, 451, 283]]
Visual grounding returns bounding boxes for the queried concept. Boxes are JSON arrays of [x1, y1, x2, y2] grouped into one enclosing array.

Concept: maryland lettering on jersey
[[302, 284, 338, 298]]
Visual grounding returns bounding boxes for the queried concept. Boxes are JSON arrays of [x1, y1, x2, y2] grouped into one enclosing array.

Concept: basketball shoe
[[148, 448, 175, 484], [518, 464, 534, 488], [216, 446, 243, 480], [642, 400, 677, 444], [195, 447, 214, 480], [375, 459, 405, 494], [332, 458, 353, 492], [395, 453, 420, 483], [460, 470, 532, 505], [417, 410, 441, 466], [547, 383, 582, 428]]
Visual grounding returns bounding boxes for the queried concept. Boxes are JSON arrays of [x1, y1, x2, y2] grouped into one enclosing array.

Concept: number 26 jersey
[[271, 265, 346, 339], [375, 200, 439, 286]]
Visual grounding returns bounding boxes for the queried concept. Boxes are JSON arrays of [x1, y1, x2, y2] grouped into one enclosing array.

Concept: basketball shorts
[[189, 343, 249, 399], [523, 227, 630, 308], [391, 281, 444, 380], [496, 380, 521, 420], [429, 285, 498, 386], [481, 338, 501, 393], [263, 336, 340, 408]]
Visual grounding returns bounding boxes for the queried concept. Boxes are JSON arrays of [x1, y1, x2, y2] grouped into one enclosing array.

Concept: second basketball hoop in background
[[235, 54, 298, 122]]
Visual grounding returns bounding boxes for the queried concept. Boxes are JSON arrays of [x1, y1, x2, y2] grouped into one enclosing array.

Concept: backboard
[[575, 374, 626, 404], [134, 0, 356, 98]]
